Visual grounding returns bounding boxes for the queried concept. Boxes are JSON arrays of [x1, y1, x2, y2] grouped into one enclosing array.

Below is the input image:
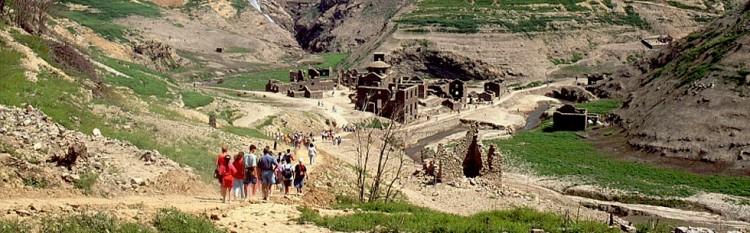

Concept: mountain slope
[[614, 5, 750, 167]]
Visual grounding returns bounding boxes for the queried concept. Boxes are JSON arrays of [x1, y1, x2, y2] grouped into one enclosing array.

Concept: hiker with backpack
[[243, 145, 259, 201], [281, 157, 294, 196], [284, 149, 294, 162], [217, 153, 236, 203], [294, 159, 307, 195]]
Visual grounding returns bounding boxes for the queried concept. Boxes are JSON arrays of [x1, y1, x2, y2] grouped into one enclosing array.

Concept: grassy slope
[[300, 200, 616, 233], [399, 0, 648, 33], [0, 32, 269, 180], [217, 52, 348, 91], [57, 0, 161, 41], [485, 99, 750, 197], [181, 91, 214, 108]]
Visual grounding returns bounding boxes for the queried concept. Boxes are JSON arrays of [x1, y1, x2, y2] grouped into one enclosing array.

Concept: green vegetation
[[649, 30, 741, 86], [74, 170, 99, 194], [225, 47, 253, 53], [58, 0, 161, 41], [154, 208, 225, 233], [487, 119, 750, 197], [550, 52, 585, 65], [42, 213, 154, 233], [0, 43, 219, 180], [28, 209, 224, 233], [510, 81, 544, 90], [97, 55, 174, 99], [222, 126, 270, 140], [257, 115, 278, 129], [598, 5, 649, 29], [299, 200, 616, 232], [399, 0, 649, 33], [357, 118, 390, 129], [0, 220, 28, 233], [217, 52, 348, 91], [22, 176, 49, 188], [231, 0, 249, 15], [635, 222, 672, 233], [10, 31, 55, 66], [576, 99, 621, 114], [181, 91, 214, 108]]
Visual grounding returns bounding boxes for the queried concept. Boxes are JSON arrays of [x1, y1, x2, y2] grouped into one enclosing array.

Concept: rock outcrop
[[388, 47, 505, 81]]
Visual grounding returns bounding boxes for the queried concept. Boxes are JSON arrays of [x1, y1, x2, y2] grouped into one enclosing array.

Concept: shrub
[[299, 201, 616, 233], [154, 208, 225, 233], [50, 41, 102, 92], [0, 220, 29, 233], [11, 0, 53, 34], [74, 170, 98, 194], [41, 213, 154, 233]]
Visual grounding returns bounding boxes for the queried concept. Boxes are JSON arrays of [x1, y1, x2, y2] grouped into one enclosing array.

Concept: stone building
[[552, 104, 588, 131], [354, 54, 419, 123], [449, 79, 467, 102], [428, 81, 451, 98], [484, 80, 506, 98], [478, 91, 494, 102], [442, 99, 463, 111], [399, 76, 428, 99], [265, 68, 336, 99]]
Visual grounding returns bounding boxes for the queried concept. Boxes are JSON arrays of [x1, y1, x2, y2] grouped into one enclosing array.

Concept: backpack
[[282, 165, 293, 180]]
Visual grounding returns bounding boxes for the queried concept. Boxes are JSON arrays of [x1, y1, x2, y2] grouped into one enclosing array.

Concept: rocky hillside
[[611, 4, 750, 167], [288, 0, 408, 53]]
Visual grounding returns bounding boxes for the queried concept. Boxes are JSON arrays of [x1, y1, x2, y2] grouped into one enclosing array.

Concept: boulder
[[130, 177, 146, 186], [92, 128, 102, 138]]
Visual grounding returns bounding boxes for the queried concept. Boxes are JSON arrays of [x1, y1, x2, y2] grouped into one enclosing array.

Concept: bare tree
[[353, 91, 408, 202], [12, 0, 54, 35]]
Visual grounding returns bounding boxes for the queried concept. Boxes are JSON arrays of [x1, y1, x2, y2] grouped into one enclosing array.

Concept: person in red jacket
[[231, 152, 245, 199], [218, 154, 236, 203]]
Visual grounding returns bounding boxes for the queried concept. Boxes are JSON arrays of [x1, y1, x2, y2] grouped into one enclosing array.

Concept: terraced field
[[398, 0, 649, 33]]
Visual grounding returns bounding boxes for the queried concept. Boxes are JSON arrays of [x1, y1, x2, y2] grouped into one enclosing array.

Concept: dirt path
[[0, 146, 332, 232]]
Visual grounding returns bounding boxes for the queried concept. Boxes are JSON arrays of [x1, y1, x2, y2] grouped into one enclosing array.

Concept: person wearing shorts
[[243, 145, 259, 200], [258, 150, 278, 201], [217, 154, 236, 203]]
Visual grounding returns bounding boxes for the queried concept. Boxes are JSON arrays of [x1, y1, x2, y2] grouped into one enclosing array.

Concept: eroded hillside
[[609, 5, 750, 167]]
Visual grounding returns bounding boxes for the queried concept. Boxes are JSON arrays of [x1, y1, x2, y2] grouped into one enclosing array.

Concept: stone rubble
[[0, 104, 193, 197]]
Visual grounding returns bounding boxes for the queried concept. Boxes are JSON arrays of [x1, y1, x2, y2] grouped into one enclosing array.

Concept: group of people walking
[[214, 144, 308, 203]]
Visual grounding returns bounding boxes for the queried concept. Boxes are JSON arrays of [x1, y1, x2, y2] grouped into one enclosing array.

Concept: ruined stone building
[[449, 79, 467, 102], [354, 54, 419, 123], [265, 68, 336, 99], [427, 81, 450, 98], [553, 104, 588, 131], [484, 80, 506, 98], [399, 76, 428, 99]]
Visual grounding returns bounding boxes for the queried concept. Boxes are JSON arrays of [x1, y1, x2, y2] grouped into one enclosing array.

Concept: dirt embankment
[[599, 9, 750, 167]]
